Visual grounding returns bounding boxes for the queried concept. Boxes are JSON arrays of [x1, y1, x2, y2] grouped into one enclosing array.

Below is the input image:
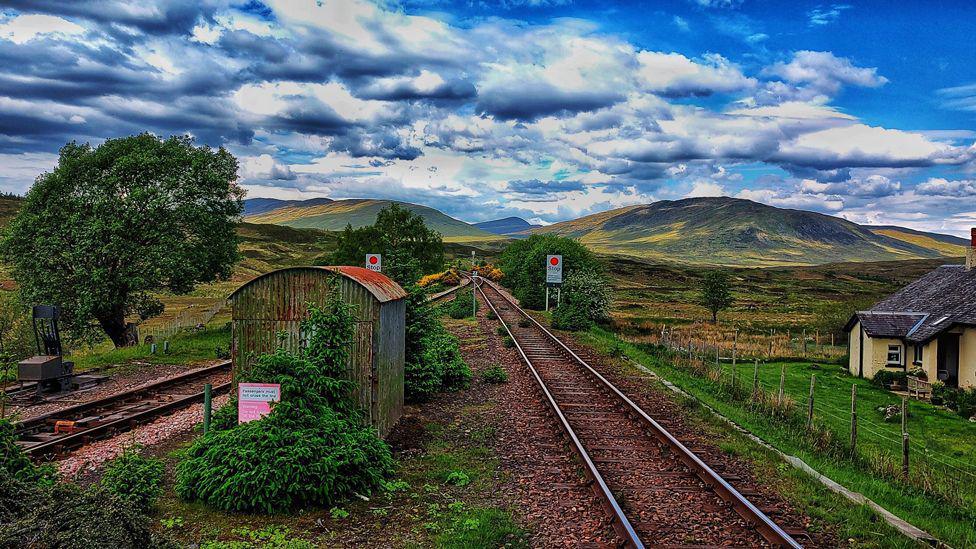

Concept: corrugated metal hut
[[229, 266, 407, 436]]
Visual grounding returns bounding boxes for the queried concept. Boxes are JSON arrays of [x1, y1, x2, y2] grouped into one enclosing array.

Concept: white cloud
[[727, 100, 855, 120], [0, 14, 85, 44], [241, 154, 296, 181], [916, 177, 976, 197], [637, 52, 755, 97], [799, 174, 900, 197], [685, 180, 726, 197], [736, 188, 845, 211], [774, 124, 965, 168], [764, 51, 887, 96]]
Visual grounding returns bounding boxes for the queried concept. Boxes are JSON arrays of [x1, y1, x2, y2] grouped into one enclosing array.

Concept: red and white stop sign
[[546, 255, 562, 283], [366, 254, 381, 271]]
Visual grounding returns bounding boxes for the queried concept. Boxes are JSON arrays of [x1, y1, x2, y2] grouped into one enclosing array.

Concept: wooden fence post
[[768, 330, 774, 359], [753, 359, 760, 396], [802, 329, 807, 355], [732, 329, 738, 370], [902, 396, 909, 478], [731, 360, 738, 392], [778, 363, 787, 405], [850, 384, 858, 454], [807, 374, 816, 429]]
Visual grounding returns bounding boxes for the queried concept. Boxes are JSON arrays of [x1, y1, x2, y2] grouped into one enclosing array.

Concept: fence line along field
[[595, 326, 976, 547]]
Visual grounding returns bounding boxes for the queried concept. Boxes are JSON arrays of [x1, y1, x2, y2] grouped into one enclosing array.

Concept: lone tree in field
[[331, 202, 443, 285], [2, 134, 244, 347], [700, 270, 734, 323]]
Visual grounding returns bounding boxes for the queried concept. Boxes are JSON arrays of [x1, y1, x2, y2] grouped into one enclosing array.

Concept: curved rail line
[[476, 277, 802, 548], [16, 361, 232, 459]]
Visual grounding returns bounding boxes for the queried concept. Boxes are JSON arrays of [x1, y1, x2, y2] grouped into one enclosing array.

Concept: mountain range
[[244, 196, 969, 267], [243, 198, 504, 243], [474, 216, 542, 235]]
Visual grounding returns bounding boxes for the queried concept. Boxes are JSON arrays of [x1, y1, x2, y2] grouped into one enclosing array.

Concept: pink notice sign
[[238, 383, 281, 424]]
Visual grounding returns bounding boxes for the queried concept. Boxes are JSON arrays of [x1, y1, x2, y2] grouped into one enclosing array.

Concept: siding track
[[477, 278, 803, 548], [15, 361, 232, 459]]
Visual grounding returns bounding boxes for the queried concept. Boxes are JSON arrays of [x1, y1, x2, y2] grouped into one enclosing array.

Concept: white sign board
[[546, 255, 562, 284], [238, 383, 281, 424], [366, 253, 382, 271]]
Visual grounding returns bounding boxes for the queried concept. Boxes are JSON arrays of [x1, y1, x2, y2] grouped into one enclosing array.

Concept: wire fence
[[637, 332, 976, 502], [631, 322, 847, 363], [140, 299, 228, 343]]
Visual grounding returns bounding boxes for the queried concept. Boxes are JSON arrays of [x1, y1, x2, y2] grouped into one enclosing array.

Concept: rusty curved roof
[[230, 266, 407, 303]]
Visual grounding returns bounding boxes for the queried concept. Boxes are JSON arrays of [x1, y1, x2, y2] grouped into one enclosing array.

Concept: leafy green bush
[[176, 403, 393, 512], [444, 471, 470, 486], [0, 475, 169, 549], [481, 364, 509, 384], [561, 270, 612, 323], [0, 467, 42, 524], [871, 370, 907, 389], [497, 234, 603, 310], [933, 384, 976, 419], [502, 335, 515, 348], [447, 291, 477, 319], [101, 446, 165, 512], [406, 326, 472, 402], [551, 301, 593, 332], [0, 418, 53, 484], [176, 293, 394, 513], [496, 325, 507, 336]]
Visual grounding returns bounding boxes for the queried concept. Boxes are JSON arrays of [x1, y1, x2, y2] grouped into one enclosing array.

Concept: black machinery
[[17, 305, 75, 394]]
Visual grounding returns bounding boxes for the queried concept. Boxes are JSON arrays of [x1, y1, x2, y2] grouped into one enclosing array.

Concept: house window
[[887, 345, 902, 366], [913, 345, 923, 365]]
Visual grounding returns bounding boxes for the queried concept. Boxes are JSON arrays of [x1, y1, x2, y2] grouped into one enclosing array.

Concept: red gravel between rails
[[482, 283, 834, 548], [473, 291, 619, 547], [534, 318, 837, 548], [56, 392, 231, 478]]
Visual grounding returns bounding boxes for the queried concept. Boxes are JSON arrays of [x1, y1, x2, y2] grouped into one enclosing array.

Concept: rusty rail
[[477, 278, 802, 549], [16, 360, 232, 459]]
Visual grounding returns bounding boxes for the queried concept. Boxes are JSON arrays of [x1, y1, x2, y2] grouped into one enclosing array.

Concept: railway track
[[15, 361, 232, 459], [476, 278, 803, 548]]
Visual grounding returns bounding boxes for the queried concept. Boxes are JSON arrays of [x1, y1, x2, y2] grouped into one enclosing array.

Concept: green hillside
[[244, 198, 505, 243], [868, 225, 968, 256], [529, 197, 961, 267]]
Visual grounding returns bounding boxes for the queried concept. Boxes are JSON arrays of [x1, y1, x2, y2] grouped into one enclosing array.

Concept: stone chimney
[[968, 228, 976, 271]]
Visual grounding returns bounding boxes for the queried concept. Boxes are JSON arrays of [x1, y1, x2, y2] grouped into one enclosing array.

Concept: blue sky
[[0, 1, 974, 235]]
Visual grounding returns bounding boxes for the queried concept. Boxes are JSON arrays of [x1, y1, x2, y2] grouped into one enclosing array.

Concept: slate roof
[[850, 311, 927, 338], [849, 265, 976, 343]]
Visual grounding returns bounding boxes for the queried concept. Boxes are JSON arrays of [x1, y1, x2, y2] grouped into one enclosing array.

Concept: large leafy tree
[[700, 270, 734, 323], [2, 134, 244, 347], [330, 202, 443, 285], [497, 234, 603, 310]]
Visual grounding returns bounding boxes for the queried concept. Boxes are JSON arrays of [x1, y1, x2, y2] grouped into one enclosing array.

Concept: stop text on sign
[[366, 253, 382, 272], [546, 255, 562, 284], [238, 383, 281, 424]]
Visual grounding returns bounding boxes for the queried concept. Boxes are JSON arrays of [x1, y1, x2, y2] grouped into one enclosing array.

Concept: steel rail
[[478, 278, 802, 549], [16, 360, 232, 458], [24, 380, 233, 458], [475, 277, 644, 548], [16, 360, 231, 434]]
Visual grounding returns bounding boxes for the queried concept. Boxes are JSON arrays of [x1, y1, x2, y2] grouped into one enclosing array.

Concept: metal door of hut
[[349, 320, 376, 426]]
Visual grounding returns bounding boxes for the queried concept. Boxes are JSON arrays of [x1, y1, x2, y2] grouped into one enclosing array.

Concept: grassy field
[[606, 256, 959, 349], [69, 324, 232, 372], [580, 328, 976, 548]]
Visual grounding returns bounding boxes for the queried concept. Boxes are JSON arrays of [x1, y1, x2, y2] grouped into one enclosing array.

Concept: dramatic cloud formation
[[0, 0, 973, 235]]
